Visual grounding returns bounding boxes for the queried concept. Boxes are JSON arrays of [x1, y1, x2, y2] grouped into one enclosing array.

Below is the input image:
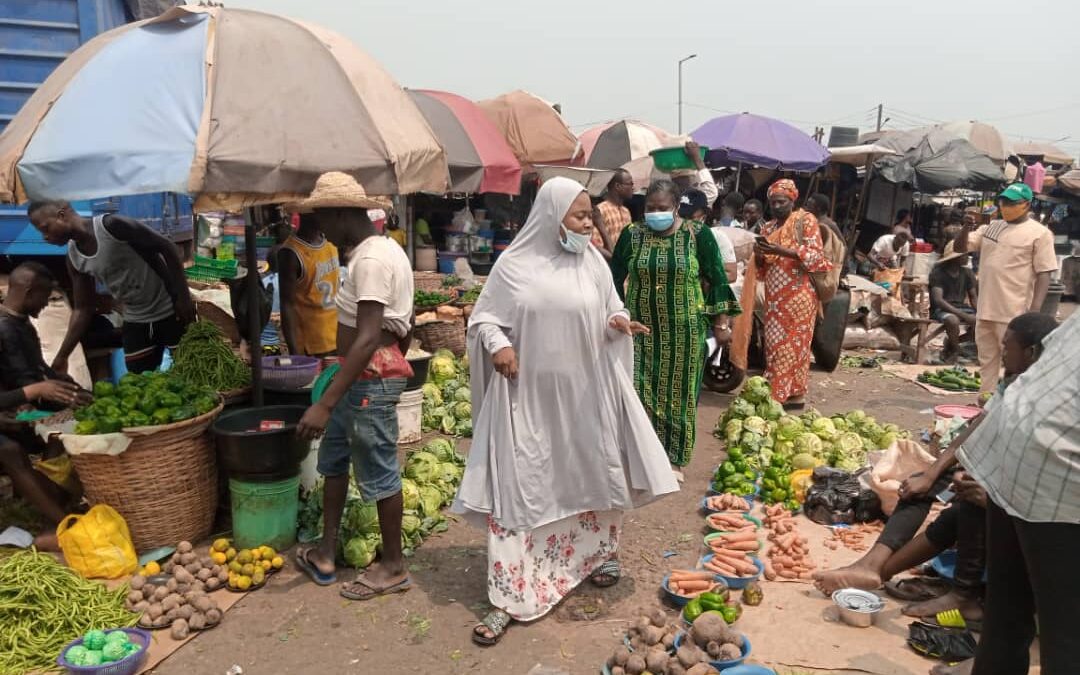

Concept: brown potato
[[170, 618, 190, 640]]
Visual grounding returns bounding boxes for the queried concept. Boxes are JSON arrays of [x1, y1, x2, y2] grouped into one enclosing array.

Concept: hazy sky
[[228, 0, 1080, 156]]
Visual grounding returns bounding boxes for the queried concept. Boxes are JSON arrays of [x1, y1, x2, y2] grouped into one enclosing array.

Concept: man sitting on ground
[[929, 245, 977, 362], [0, 263, 90, 526]]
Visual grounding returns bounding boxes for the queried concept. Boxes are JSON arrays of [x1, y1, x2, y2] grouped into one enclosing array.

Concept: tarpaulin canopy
[[407, 89, 522, 194], [0, 5, 448, 208], [1014, 141, 1074, 167], [477, 90, 577, 166], [875, 122, 1013, 165], [828, 144, 899, 166], [690, 112, 830, 171], [874, 137, 1005, 194]]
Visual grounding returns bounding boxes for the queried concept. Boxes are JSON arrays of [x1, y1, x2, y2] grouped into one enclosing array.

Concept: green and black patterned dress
[[611, 220, 739, 466]]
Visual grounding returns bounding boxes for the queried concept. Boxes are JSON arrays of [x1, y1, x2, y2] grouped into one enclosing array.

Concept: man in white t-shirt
[[294, 172, 415, 602], [869, 230, 912, 270]]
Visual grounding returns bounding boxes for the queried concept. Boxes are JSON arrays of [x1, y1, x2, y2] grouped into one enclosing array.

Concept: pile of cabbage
[[421, 350, 472, 438], [714, 376, 909, 474], [297, 438, 466, 568]]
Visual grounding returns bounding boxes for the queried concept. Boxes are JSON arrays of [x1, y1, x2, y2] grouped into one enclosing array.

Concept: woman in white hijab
[[455, 177, 679, 645]]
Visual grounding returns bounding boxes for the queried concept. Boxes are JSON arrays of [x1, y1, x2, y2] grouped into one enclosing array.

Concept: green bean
[[0, 550, 137, 674], [170, 320, 251, 391]]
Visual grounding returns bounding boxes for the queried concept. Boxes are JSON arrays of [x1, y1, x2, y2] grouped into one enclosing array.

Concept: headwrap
[[767, 178, 798, 201]]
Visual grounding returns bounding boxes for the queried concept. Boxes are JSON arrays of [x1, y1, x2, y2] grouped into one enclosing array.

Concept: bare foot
[[356, 560, 408, 589], [813, 564, 883, 595], [931, 659, 972, 675], [904, 590, 983, 621], [33, 531, 60, 552]]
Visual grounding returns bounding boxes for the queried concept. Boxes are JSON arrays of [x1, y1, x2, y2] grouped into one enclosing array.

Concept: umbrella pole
[[734, 162, 742, 193], [243, 207, 263, 407]]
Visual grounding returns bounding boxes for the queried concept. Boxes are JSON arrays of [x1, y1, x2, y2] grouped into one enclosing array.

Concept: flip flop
[[927, 608, 983, 633], [294, 547, 337, 586], [472, 609, 512, 646], [884, 577, 951, 602], [590, 559, 621, 588], [340, 574, 411, 601]]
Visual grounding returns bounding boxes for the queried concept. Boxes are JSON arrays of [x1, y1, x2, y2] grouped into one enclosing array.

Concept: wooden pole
[[243, 207, 263, 407]]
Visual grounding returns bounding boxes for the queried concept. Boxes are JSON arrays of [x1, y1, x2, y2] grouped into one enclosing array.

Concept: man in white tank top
[[27, 200, 194, 374]]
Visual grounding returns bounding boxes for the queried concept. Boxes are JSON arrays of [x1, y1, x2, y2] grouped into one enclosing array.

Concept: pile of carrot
[[705, 529, 761, 578], [704, 494, 749, 512], [706, 512, 755, 532], [761, 504, 816, 581], [668, 570, 721, 597], [824, 522, 879, 552]]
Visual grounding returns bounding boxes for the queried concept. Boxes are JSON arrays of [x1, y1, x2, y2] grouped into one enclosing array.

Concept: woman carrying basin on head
[[454, 177, 678, 646]]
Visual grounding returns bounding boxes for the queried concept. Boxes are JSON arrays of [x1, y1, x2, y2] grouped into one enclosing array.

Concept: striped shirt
[[592, 201, 632, 248], [957, 311, 1080, 523]]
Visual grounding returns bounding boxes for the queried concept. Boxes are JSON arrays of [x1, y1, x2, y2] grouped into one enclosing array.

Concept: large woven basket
[[68, 404, 223, 551], [413, 319, 466, 356], [413, 271, 447, 293]]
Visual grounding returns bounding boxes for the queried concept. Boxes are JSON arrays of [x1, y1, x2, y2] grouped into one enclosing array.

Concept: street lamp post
[[678, 54, 697, 134]]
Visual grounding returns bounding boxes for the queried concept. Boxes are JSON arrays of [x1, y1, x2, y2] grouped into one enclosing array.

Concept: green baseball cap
[[998, 183, 1033, 202]]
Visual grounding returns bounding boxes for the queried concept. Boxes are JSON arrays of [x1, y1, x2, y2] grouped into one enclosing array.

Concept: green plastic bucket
[[229, 475, 300, 551]]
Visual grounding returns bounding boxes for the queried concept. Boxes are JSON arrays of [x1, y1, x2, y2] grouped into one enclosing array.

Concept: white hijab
[[454, 177, 678, 532]]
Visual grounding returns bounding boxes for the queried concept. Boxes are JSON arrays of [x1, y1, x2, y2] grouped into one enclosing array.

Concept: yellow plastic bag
[[790, 469, 815, 504], [56, 504, 138, 579], [33, 454, 82, 496]]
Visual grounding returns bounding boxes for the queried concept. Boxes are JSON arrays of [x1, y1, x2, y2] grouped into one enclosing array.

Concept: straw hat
[[287, 172, 392, 213], [937, 241, 971, 265]]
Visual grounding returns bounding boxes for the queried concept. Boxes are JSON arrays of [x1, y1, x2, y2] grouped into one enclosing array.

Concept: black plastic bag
[[855, 487, 885, 523], [225, 275, 272, 343], [907, 621, 977, 662], [804, 467, 861, 525]]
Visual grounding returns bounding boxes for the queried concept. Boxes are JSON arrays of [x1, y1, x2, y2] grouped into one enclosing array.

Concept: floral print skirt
[[486, 510, 623, 622]]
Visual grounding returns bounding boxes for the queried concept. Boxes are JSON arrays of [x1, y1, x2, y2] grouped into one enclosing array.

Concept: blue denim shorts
[[316, 379, 406, 502]]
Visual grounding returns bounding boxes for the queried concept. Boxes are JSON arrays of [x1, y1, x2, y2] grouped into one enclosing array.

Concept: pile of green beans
[[0, 550, 137, 674], [170, 320, 251, 391]]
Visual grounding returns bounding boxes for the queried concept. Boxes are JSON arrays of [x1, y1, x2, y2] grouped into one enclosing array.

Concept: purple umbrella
[[691, 113, 829, 172]]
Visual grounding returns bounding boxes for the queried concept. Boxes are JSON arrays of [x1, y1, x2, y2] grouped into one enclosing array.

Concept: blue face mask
[[559, 224, 591, 254], [644, 211, 675, 231]]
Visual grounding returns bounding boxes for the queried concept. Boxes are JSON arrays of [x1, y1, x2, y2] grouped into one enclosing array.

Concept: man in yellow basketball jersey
[[278, 213, 340, 356]]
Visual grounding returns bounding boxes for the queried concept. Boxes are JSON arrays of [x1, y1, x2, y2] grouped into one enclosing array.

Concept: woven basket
[[68, 404, 223, 551], [413, 272, 447, 293], [413, 319, 466, 356]]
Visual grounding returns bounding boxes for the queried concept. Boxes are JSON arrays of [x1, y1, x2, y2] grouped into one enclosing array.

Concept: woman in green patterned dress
[[611, 180, 740, 474]]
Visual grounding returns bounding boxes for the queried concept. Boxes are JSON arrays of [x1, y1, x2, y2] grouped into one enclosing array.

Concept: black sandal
[[590, 559, 621, 588], [472, 609, 512, 646]]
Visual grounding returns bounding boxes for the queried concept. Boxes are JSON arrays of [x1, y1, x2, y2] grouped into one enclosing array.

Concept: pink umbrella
[[574, 119, 679, 169], [477, 90, 577, 166], [408, 90, 522, 194]]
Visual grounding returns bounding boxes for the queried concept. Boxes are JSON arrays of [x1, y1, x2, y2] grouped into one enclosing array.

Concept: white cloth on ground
[[453, 176, 678, 532]]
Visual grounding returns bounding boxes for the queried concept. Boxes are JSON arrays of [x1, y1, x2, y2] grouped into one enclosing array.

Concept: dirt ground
[[150, 360, 964, 675]]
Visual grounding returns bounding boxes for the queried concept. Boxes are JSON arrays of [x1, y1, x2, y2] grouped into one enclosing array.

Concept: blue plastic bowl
[[673, 631, 752, 670], [57, 628, 151, 675], [698, 553, 764, 590], [661, 573, 723, 608]]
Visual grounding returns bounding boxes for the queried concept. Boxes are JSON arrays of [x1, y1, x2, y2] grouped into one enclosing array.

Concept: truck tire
[[811, 287, 851, 372]]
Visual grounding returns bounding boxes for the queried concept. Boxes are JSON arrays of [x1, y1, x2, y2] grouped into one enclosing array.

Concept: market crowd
[[2, 153, 1075, 674]]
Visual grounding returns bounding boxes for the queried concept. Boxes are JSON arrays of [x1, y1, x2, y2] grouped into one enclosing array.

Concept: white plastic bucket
[[396, 389, 424, 445]]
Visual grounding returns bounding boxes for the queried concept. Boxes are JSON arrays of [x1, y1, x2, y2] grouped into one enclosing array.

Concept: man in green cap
[[955, 183, 1057, 393]]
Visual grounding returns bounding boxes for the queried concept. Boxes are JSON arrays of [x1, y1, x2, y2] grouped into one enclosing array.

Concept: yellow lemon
[[228, 560, 243, 574], [252, 569, 265, 584], [260, 560, 272, 572], [143, 561, 161, 576], [236, 549, 252, 565], [271, 556, 284, 570], [236, 575, 252, 591], [260, 546, 275, 560], [250, 549, 262, 562], [211, 538, 230, 553], [210, 551, 227, 565], [225, 547, 237, 562], [240, 563, 255, 577]]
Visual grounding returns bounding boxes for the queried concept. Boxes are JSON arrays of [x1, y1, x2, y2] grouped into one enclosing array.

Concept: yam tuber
[[152, 586, 169, 602], [129, 575, 147, 590], [718, 643, 741, 660], [176, 605, 193, 620], [146, 603, 164, 620], [205, 608, 222, 625], [689, 612, 727, 648], [668, 664, 687, 675], [612, 645, 631, 667], [165, 577, 178, 592], [677, 643, 706, 668], [188, 612, 206, 631], [645, 648, 669, 673], [170, 618, 190, 640], [179, 552, 197, 566], [205, 577, 221, 592], [138, 614, 153, 628], [133, 600, 149, 614], [686, 665, 721, 675], [662, 632, 676, 649], [173, 567, 194, 584], [127, 590, 143, 605], [624, 653, 647, 675], [647, 606, 667, 628], [611, 668, 626, 675], [176, 541, 193, 554], [642, 625, 665, 646], [706, 641, 722, 658]]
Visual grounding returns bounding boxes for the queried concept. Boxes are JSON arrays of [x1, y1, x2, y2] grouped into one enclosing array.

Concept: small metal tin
[[832, 588, 884, 628]]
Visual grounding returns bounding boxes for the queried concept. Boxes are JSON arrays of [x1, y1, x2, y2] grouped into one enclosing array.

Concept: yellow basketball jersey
[[281, 235, 340, 355]]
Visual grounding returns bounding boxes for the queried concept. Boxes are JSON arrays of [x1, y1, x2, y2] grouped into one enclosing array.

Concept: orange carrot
[[669, 571, 715, 581], [719, 540, 759, 551], [716, 530, 759, 542], [677, 579, 711, 591]]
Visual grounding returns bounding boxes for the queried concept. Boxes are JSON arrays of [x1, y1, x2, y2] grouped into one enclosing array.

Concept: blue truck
[[0, 0, 193, 257]]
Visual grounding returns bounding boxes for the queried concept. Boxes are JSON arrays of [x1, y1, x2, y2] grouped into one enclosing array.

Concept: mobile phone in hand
[[936, 488, 955, 503]]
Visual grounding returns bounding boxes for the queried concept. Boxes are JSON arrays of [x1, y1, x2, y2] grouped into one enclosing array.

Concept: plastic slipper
[[340, 575, 411, 601], [929, 608, 983, 632], [590, 559, 621, 588], [907, 621, 977, 662], [472, 609, 512, 646], [294, 547, 337, 586], [884, 577, 951, 602]]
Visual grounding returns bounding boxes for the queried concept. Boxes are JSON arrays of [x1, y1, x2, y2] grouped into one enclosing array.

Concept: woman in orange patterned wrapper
[[753, 179, 832, 408]]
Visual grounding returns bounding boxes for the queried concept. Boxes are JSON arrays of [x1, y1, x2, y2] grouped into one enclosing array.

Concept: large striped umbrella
[[574, 119, 680, 169], [477, 90, 577, 166], [407, 90, 522, 194], [0, 5, 448, 208]]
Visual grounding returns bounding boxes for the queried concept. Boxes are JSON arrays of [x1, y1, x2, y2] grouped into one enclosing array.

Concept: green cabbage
[[418, 485, 444, 517], [799, 409, 821, 425], [845, 409, 867, 426], [434, 348, 456, 361], [740, 431, 762, 452], [877, 431, 898, 449], [423, 438, 456, 463], [774, 439, 795, 457], [454, 388, 471, 403], [453, 401, 472, 420], [401, 478, 421, 510], [344, 502, 380, 535], [724, 419, 743, 444], [811, 417, 838, 441], [401, 512, 422, 537], [343, 536, 378, 568], [421, 383, 443, 405], [405, 451, 440, 483], [837, 432, 863, 452], [794, 433, 824, 456], [776, 415, 803, 441], [430, 356, 458, 384], [831, 416, 849, 432], [862, 422, 884, 443], [454, 418, 473, 437], [439, 462, 463, 485], [741, 376, 772, 403], [730, 398, 757, 419], [756, 399, 784, 421], [742, 416, 768, 436]]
